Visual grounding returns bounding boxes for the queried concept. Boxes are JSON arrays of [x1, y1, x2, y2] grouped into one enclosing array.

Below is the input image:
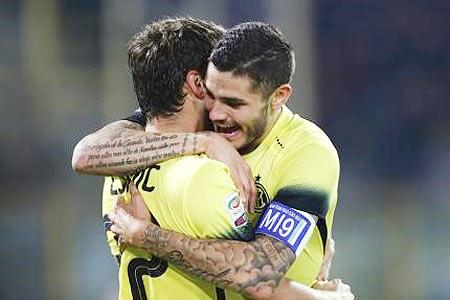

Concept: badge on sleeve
[[255, 201, 315, 256], [224, 192, 248, 229]]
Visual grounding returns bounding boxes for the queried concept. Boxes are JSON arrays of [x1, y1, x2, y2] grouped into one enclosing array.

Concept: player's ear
[[186, 70, 206, 99], [270, 84, 292, 110]]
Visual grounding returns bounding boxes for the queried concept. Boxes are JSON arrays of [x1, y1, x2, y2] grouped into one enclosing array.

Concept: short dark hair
[[128, 17, 224, 118], [210, 22, 294, 98]]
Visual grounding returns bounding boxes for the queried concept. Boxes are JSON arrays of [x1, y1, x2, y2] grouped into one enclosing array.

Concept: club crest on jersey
[[224, 193, 248, 228], [255, 175, 270, 212]]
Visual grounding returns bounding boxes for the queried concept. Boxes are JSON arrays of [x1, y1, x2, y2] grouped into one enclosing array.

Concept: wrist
[[141, 223, 160, 253]]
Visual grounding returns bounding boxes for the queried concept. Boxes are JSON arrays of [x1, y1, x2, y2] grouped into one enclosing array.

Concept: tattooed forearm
[[72, 121, 212, 175], [141, 224, 295, 299]]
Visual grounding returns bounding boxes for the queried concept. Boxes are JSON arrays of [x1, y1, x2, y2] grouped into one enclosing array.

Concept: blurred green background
[[1, 0, 449, 299]]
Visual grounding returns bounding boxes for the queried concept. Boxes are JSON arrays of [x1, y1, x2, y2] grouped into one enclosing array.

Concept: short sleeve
[[183, 161, 254, 241]]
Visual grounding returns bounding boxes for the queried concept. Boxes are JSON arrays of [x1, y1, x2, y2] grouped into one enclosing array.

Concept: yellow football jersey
[[102, 155, 253, 300], [103, 105, 340, 297], [244, 105, 340, 286]]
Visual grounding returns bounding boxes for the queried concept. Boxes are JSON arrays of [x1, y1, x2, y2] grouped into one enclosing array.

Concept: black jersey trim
[[215, 287, 226, 300], [273, 187, 329, 219], [124, 109, 146, 127]]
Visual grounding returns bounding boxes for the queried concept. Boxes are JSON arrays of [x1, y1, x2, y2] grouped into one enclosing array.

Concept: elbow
[[71, 141, 88, 173], [243, 277, 283, 300]]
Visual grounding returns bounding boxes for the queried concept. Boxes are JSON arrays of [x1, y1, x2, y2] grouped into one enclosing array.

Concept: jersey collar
[[244, 105, 294, 157]]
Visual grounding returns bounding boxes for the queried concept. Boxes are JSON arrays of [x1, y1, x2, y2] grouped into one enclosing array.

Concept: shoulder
[[159, 155, 236, 199], [277, 115, 339, 169], [175, 158, 252, 240], [165, 155, 233, 184], [272, 114, 340, 191], [188, 156, 236, 192], [284, 113, 337, 155]]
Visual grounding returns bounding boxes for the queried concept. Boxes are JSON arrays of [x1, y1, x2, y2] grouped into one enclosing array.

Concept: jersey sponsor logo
[[255, 201, 315, 256], [225, 193, 248, 228], [255, 175, 270, 212]]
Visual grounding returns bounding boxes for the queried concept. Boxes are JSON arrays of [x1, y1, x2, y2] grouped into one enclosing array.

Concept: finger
[[329, 237, 335, 250], [321, 264, 331, 281], [239, 165, 254, 213], [312, 280, 334, 291], [312, 280, 325, 289], [316, 271, 327, 282], [108, 211, 117, 223], [240, 168, 251, 200], [343, 284, 351, 293], [240, 174, 251, 213], [326, 237, 335, 256], [118, 235, 127, 244], [112, 207, 130, 225], [338, 282, 351, 293], [130, 181, 150, 210], [110, 224, 123, 235], [130, 181, 139, 197], [119, 242, 127, 254], [246, 167, 256, 213], [239, 189, 249, 212], [114, 196, 128, 211], [342, 292, 355, 300], [231, 168, 248, 212]]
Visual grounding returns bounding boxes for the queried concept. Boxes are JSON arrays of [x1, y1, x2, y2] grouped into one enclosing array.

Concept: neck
[[258, 106, 283, 143], [146, 115, 197, 133], [146, 98, 203, 134], [267, 107, 283, 132]]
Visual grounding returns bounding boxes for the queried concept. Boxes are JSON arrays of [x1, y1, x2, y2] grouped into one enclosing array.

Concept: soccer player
[[106, 22, 342, 298], [81, 18, 352, 300], [100, 17, 255, 299]]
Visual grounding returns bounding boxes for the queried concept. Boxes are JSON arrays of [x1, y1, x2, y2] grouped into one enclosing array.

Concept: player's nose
[[208, 101, 228, 122]]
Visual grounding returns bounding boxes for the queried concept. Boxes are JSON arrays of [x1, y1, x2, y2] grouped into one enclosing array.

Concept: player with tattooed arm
[[73, 20, 353, 299]]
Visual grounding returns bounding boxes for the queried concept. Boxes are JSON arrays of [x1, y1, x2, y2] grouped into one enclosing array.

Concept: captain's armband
[[255, 201, 315, 256]]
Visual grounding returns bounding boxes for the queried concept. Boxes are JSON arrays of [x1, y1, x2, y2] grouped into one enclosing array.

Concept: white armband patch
[[255, 201, 315, 256]]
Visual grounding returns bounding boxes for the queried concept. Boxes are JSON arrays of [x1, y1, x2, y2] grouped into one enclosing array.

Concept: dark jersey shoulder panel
[[124, 109, 146, 127], [273, 186, 329, 219]]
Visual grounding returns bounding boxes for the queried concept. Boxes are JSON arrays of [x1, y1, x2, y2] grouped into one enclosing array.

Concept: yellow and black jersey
[[244, 105, 340, 286], [102, 155, 253, 300], [114, 104, 340, 291]]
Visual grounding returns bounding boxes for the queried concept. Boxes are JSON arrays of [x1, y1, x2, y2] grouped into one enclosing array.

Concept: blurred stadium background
[[1, 0, 449, 299]]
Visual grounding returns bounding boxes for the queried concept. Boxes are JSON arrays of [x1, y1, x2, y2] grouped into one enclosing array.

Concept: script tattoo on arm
[[141, 225, 295, 299], [72, 120, 211, 175]]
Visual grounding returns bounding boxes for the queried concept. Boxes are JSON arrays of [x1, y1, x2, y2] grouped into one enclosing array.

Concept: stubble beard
[[237, 104, 269, 155]]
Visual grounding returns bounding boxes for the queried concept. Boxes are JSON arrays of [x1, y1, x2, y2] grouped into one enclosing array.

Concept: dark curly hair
[[128, 17, 224, 118], [210, 22, 294, 98]]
